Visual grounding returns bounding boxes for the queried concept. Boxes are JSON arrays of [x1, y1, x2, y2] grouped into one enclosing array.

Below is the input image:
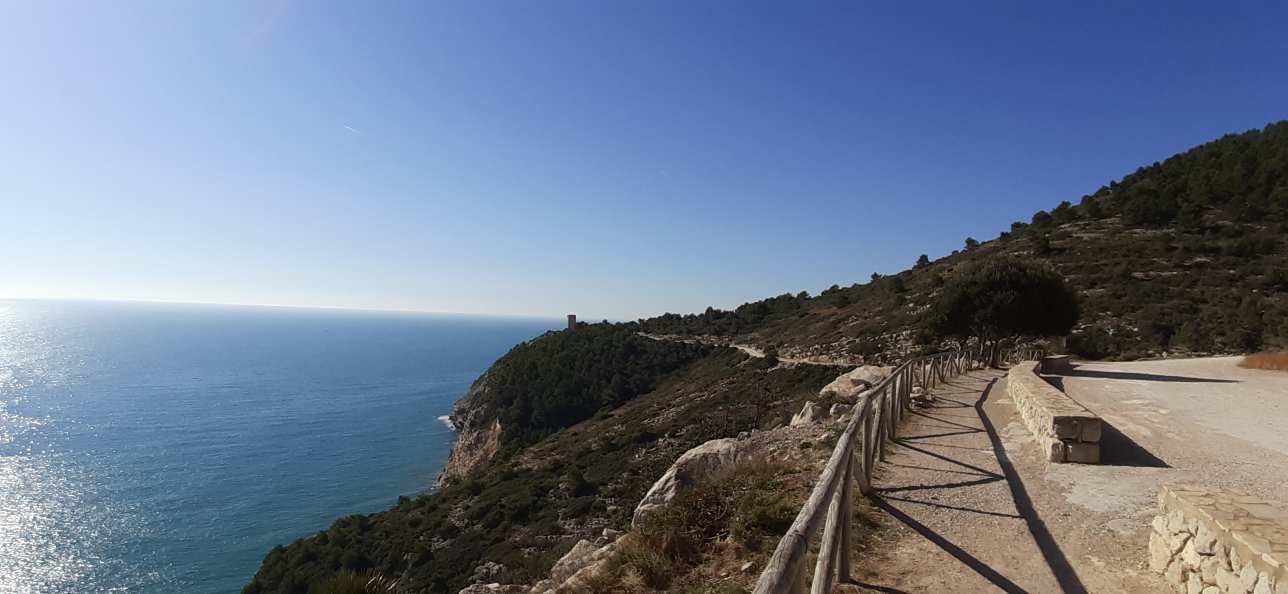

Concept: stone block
[[1217, 567, 1241, 592], [1040, 355, 1073, 374], [1080, 418, 1103, 443], [1165, 559, 1186, 591], [1153, 531, 1177, 572], [1201, 554, 1223, 584], [1254, 572, 1276, 594], [1046, 440, 1066, 463], [1242, 564, 1261, 592], [1066, 442, 1101, 464], [1050, 416, 1103, 443], [1154, 514, 1170, 536], [1196, 525, 1221, 555], [1187, 570, 1205, 594], [1183, 539, 1204, 570], [1170, 510, 1192, 535], [1054, 416, 1081, 440], [1007, 362, 1104, 464]]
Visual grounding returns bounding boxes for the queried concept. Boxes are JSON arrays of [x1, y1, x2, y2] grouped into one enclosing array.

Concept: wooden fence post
[[837, 452, 854, 582], [860, 408, 876, 495], [810, 477, 844, 594], [752, 349, 982, 593], [876, 390, 887, 462]]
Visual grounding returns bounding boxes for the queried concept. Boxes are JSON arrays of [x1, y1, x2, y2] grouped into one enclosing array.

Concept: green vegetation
[[244, 345, 838, 594], [307, 572, 403, 594], [928, 258, 1079, 343], [640, 121, 1288, 360], [641, 293, 811, 338], [586, 458, 809, 593], [249, 121, 1288, 594], [476, 323, 711, 445]]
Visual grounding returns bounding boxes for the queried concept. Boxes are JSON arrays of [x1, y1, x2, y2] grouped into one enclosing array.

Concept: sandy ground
[[1055, 356, 1288, 497], [842, 358, 1288, 593]]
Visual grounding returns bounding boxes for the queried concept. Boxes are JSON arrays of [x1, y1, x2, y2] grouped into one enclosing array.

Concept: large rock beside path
[[631, 437, 761, 527], [820, 365, 893, 403], [458, 585, 528, 594]]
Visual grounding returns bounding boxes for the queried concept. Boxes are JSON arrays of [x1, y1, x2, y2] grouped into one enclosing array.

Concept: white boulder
[[820, 365, 893, 403], [631, 437, 759, 528], [790, 401, 819, 426], [458, 584, 527, 594]]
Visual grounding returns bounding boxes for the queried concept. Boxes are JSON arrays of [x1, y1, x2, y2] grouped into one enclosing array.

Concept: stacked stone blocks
[[1040, 354, 1073, 374], [1006, 361, 1102, 463], [1150, 484, 1288, 594]]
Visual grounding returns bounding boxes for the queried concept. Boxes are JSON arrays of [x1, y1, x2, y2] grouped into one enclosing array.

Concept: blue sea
[[0, 300, 558, 594]]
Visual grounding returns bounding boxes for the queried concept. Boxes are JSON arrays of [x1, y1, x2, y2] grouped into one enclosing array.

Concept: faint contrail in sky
[[343, 125, 361, 134]]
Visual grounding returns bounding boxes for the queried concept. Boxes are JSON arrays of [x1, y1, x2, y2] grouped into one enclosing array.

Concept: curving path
[[637, 333, 841, 366], [843, 369, 1166, 594]]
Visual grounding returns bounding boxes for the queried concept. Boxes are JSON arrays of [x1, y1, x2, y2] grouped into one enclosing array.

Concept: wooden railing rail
[[751, 348, 986, 594], [1004, 346, 1045, 364]]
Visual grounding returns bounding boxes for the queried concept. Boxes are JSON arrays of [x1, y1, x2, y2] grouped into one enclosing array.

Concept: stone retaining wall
[[1006, 361, 1101, 463], [1149, 484, 1287, 594]]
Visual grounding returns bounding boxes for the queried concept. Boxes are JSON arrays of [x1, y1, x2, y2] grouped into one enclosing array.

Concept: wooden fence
[[751, 348, 987, 594], [1005, 346, 1045, 364]]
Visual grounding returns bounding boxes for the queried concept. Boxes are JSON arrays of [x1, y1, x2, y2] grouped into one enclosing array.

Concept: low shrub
[[608, 458, 798, 590], [1238, 352, 1288, 371], [308, 571, 402, 594]]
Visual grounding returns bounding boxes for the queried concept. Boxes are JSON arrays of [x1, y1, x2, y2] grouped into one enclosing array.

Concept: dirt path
[[638, 333, 840, 367], [1054, 357, 1288, 502], [844, 370, 1165, 594]]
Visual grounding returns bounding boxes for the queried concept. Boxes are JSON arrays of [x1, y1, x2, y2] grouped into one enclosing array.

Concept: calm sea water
[[0, 300, 557, 594]]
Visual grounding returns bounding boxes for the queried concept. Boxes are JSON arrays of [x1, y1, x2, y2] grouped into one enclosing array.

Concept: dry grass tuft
[[1238, 352, 1288, 371], [580, 456, 803, 593]]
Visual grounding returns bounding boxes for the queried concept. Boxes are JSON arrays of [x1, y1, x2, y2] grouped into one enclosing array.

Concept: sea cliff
[[245, 122, 1288, 593], [436, 372, 503, 486]]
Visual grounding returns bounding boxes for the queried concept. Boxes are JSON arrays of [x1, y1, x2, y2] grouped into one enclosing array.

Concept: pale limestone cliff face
[[437, 372, 505, 486]]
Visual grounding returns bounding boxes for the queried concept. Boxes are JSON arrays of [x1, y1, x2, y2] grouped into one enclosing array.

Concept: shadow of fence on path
[[871, 497, 1031, 594], [869, 375, 1089, 594], [976, 378, 1089, 594]]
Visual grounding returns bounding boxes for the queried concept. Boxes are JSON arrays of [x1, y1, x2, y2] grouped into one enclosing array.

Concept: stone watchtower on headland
[[567, 314, 576, 330]]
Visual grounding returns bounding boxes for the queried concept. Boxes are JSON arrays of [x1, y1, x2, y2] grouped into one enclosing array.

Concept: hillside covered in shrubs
[[246, 122, 1288, 594], [466, 324, 711, 447], [642, 121, 1288, 361], [244, 343, 838, 594]]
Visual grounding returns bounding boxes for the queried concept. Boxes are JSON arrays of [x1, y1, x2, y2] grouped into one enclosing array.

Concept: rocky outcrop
[[436, 372, 505, 486], [529, 529, 625, 594], [546, 540, 601, 586], [468, 561, 506, 585], [820, 365, 892, 403], [790, 401, 820, 426], [631, 437, 763, 528], [458, 585, 528, 594], [439, 418, 502, 486]]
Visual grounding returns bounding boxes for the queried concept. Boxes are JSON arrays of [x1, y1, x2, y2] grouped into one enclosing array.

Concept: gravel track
[[843, 369, 1167, 594]]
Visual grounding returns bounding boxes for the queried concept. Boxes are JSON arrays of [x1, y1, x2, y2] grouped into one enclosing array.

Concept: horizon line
[[0, 295, 573, 321]]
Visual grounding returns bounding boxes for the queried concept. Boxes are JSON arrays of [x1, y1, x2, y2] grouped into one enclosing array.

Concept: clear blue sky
[[2, 1, 1285, 319]]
